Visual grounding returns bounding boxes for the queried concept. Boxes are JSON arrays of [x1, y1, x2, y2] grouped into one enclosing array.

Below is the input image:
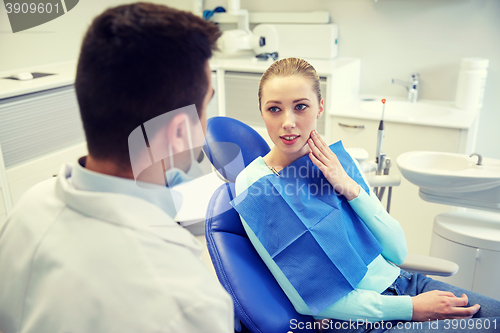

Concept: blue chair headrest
[[203, 117, 270, 182], [205, 183, 316, 333]]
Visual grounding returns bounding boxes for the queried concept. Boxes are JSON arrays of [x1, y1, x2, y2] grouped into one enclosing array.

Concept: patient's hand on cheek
[[411, 290, 480, 322], [307, 130, 360, 201]]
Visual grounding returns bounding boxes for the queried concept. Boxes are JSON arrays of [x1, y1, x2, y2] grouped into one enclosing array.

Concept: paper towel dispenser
[[270, 24, 338, 60]]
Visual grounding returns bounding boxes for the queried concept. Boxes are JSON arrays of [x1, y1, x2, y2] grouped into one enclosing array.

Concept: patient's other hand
[[411, 290, 480, 322]]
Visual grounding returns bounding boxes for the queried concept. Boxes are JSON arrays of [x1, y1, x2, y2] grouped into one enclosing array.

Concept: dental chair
[[203, 116, 458, 333], [206, 182, 317, 332]]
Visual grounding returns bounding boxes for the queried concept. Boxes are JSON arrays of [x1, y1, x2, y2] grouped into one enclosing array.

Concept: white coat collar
[[55, 162, 202, 253], [71, 156, 183, 218]]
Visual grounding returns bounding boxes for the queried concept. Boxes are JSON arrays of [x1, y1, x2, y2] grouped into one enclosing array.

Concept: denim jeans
[[323, 269, 500, 333]]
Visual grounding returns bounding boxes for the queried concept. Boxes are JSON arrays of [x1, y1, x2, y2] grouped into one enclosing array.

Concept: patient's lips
[[280, 134, 300, 145]]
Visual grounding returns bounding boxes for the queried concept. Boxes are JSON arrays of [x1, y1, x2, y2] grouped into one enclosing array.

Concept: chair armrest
[[365, 174, 401, 188], [397, 253, 458, 277]]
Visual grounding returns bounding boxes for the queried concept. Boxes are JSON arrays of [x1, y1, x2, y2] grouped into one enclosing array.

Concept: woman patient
[[233, 58, 500, 331]]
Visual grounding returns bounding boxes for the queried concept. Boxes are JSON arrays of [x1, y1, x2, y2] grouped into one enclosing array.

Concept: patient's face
[[260, 75, 323, 159]]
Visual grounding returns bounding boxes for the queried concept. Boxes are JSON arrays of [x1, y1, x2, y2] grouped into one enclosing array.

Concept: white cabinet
[[473, 248, 500, 299], [329, 116, 472, 256], [330, 116, 467, 159], [0, 82, 87, 223], [430, 211, 500, 301], [430, 233, 477, 289]]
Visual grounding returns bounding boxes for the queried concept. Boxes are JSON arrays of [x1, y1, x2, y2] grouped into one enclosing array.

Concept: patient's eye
[[295, 104, 308, 111], [268, 106, 280, 113]]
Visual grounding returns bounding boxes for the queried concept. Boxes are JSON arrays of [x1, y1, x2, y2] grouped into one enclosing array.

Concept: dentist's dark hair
[[75, 2, 220, 167]]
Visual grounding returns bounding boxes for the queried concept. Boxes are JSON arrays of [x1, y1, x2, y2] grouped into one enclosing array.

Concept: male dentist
[[0, 3, 233, 333]]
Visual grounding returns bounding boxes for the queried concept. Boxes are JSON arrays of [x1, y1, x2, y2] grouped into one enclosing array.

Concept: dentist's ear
[[168, 113, 189, 153]]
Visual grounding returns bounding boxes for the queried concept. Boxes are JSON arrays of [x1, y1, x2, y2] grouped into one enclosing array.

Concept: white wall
[[2, 0, 498, 159], [207, 0, 500, 160]]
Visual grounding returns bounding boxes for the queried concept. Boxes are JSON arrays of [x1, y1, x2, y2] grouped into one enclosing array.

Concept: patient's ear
[[168, 113, 189, 153], [317, 98, 324, 119]]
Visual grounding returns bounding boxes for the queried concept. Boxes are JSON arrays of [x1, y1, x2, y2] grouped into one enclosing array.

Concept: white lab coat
[[0, 163, 233, 333]]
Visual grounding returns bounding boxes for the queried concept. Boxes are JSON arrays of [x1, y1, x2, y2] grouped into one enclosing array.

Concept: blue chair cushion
[[205, 183, 316, 333], [203, 117, 270, 182]]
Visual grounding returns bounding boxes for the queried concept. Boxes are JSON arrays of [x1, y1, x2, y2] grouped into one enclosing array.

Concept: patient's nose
[[282, 110, 296, 129]]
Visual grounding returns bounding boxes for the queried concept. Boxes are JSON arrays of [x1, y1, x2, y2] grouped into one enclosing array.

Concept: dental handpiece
[[375, 99, 386, 175]]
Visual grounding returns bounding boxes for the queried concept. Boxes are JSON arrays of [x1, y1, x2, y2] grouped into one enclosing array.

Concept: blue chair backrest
[[203, 117, 271, 182], [205, 183, 317, 333]]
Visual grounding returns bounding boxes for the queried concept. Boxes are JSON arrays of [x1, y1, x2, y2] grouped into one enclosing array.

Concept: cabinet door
[[224, 72, 263, 128], [0, 86, 86, 220], [429, 233, 476, 291], [472, 249, 500, 301], [330, 116, 465, 255], [0, 85, 84, 168], [330, 116, 463, 159], [330, 117, 379, 157]]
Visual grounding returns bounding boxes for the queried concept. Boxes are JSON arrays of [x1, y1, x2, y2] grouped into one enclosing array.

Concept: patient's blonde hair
[[258, 57, 321, 111]]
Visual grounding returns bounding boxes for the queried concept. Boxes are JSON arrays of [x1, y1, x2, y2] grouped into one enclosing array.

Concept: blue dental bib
[[231, 141, 383, 315]]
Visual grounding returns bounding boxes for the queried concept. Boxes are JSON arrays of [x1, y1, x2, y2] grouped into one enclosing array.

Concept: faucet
[[392, 73, 419, 103], [470, 153, 483, 166]]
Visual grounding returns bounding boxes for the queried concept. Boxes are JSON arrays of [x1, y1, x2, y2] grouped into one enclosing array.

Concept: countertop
[[0, 61, 77, 100], [331, 95, 479, 130]]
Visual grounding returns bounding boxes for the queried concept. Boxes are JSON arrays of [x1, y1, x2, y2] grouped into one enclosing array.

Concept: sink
[[397, 151, 500, 191], [397, 151, 500, 211], [361, 100, 452, 119]]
